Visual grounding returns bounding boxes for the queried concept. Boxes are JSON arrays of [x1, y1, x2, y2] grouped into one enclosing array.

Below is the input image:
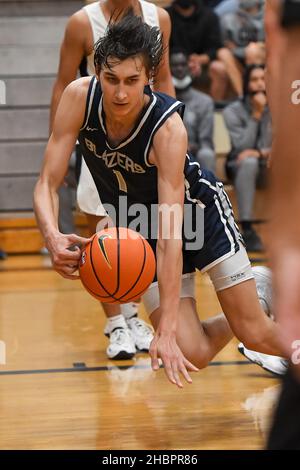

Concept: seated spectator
[[223, 64, 271, 252], [221, 0, 265, 66], [166, 0, 243, 100], [170, 49, 215, 172]]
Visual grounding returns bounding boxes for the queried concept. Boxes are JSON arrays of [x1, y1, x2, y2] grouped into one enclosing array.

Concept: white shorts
[[142, 244, 253, 315], [77, 159, 107, 216]]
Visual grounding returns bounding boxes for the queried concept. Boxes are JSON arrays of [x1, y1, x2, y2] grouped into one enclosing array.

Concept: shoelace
[[128, 318, 153, 337], [110, 327, 131, 345]]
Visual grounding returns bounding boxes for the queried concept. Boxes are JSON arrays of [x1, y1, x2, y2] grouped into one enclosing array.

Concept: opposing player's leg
[[238, 266, 288, 375], [212, 250, 284, 357], [143, 275, 233, 369]]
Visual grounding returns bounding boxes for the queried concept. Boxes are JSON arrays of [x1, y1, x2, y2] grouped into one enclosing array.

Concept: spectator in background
[[170, 49, 215, 172], [205, 0, 239, 17], [223, 64, 271, 252], [221, 0, 265, 66], [0, 249, 7, 260], [166, 0, 243, 100]]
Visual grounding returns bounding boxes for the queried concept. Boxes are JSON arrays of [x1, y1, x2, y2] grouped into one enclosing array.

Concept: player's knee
[[187, 346, 211, 370]]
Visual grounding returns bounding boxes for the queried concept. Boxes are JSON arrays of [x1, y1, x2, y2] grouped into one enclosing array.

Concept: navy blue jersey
[[281, 0, 300, 27], [79, 77, 221, 210], [78, 77, 241, 273]]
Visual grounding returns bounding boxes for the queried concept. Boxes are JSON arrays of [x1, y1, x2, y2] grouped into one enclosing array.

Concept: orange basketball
[[79, 227, 156, 303]]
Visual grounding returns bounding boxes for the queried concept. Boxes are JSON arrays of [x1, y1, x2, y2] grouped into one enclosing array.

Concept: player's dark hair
[[94, 10, 164, 78]]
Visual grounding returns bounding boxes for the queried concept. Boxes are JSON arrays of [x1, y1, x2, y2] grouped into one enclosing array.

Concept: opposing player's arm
[[34, 78, 91, 279], [49, 11, 89, 132], [154, 8, 175, 97], [266, 0, 300, 370], [149, 113, 198, 387]]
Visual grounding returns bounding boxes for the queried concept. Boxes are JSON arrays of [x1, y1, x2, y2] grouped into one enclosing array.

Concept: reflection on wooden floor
[[0, 255, 280, 450]]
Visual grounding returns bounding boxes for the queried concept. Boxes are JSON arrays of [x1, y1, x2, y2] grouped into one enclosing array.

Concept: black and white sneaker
[[238, 266, 288, 375], [106, 327, 136, 360], [238, 343, 288, 376]]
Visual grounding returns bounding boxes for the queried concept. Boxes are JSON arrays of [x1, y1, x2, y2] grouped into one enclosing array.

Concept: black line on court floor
[[0, 267, 53, 273], [0, 360, 250, 377]]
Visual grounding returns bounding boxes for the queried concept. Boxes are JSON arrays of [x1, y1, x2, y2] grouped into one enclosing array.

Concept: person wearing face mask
[[220, 0, 265, 66], [223, 64, 271, 252], [166, 0, 243, 100], [170, 49, 215, 172]]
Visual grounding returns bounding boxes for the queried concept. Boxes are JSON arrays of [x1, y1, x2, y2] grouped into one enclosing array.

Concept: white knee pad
[[142, 273, 196, 316], [207, 244, 254, 291]]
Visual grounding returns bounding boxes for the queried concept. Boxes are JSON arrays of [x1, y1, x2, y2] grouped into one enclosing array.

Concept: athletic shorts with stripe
[[143, 180, 254, 315]]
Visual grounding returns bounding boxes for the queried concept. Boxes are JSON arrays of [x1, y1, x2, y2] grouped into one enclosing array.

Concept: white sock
[[107, 314, 127, 334], [121, 302, 139, 319]]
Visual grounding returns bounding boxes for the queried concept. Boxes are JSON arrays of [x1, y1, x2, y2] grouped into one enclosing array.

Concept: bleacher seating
[[0, 0, 267, 254]]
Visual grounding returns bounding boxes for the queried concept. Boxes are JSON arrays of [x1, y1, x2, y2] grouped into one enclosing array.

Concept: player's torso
[[78, 78, 182, 209], [78, 77, 220, 213]]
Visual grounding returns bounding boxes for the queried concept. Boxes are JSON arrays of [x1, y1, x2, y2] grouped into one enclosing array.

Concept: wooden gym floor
[[0, 254, 280, 450]]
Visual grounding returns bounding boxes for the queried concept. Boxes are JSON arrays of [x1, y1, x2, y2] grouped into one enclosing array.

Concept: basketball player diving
[[34, 13, 286, 388]]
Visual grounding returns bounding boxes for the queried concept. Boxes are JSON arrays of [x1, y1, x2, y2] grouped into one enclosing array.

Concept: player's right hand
[[46, 232, 93, 280], [149, 327, 199, 388]]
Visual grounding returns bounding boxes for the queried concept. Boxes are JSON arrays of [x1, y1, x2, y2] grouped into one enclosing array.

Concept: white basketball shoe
[[106, 326, 136, 360], [238, 266, 288, 376], [126, 316, 154, 352], [104, 302, 154, 357]]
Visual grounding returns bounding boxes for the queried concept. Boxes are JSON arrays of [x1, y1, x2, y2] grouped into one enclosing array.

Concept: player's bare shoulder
[[67, 8, 90, 32], [65, 76, 91, 101], [64, 8, 91, 53], [156, 112, 187, 144], [157, 6, 171, 30], [150, 112, 187, 167], [56, 77, 93, 128]]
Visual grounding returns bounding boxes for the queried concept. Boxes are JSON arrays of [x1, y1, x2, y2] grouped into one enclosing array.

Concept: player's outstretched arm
[[34, 78, 92, 279], [149, 113, 199, 387]]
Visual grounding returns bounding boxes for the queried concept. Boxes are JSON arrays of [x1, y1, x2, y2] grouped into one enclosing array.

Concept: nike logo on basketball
[[98, 234, 112, 269]]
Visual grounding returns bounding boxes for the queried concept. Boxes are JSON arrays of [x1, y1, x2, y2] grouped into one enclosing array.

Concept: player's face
[[248, 68, 266, 94], [99, 56, 149, 117]]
